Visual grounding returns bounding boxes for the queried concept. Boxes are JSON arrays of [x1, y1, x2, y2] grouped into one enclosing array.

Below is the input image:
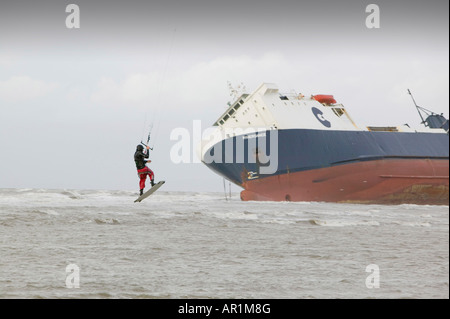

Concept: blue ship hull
[[203, 129, 449, 204]]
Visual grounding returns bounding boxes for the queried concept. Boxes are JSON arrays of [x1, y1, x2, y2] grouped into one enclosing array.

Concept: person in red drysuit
[[134, 144, 155, 195]]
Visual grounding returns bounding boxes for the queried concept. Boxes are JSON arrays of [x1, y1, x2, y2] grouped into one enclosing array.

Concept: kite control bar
[[140, 141, 153, 150], [140, 131, 153, 150]]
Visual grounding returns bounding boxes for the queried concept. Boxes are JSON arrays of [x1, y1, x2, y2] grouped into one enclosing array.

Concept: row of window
[[217, 98, 246, 125], [217, 97, 346, 127]]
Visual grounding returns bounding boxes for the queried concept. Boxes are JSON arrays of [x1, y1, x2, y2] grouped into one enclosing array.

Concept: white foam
[[310, 219, 380, 227]]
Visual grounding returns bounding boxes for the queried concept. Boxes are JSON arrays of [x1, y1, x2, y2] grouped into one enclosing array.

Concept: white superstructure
[[213, 83, 360, 132], [200, 83, 446, 162]]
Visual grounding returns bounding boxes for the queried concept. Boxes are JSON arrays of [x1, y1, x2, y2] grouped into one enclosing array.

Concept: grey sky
[[0, 0, 448, 192]]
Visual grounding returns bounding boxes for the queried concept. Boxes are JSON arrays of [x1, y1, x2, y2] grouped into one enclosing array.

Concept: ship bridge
[[213, 83, 360, 133]]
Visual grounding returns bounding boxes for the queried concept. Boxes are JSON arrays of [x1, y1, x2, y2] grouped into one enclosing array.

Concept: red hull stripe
[[240, 158, 449, 205]]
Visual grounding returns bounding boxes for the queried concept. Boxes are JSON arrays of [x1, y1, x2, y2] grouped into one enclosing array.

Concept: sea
[[0, 188, 448, 300]]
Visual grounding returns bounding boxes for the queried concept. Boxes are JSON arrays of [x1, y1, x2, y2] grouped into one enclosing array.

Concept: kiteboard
[[134, 181, 165, 203]]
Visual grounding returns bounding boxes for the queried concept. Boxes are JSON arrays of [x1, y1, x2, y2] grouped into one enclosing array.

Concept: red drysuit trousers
[[137, 167, 154, 190]]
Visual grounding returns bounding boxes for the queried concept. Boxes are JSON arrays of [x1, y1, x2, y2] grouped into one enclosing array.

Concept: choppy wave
[[94, 218, 120, 225], [0, 188, 448, 299], [32, 209, 60, 216], [308, 219, 380, 227], [1, 187, 447, 227]]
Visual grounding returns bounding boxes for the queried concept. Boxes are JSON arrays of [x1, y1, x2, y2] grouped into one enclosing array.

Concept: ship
[[199, 83, 449, 205]]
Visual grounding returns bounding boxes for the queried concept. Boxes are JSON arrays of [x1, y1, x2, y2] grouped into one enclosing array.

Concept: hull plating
[[203, 129, 449, 205], [240, 158, 449, 205]]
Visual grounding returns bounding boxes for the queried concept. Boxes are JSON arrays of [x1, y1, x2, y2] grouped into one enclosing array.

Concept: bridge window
[[332, 108, 344, 117]]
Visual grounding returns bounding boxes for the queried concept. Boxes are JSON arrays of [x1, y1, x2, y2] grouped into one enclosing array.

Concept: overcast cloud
[[0, 0, 448, 192]]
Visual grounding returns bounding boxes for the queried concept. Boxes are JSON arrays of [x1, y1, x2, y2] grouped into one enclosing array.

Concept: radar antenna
[[227, 81, 247, 105]]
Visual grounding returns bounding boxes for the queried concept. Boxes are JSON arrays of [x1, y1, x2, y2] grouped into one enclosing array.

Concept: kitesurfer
[[134, 144, 155, 195]]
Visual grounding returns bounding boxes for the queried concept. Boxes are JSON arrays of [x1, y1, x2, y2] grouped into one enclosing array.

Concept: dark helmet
[[136, 144, 144, 151]]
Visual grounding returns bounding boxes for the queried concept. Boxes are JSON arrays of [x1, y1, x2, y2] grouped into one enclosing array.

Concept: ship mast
[[227, 81, 247, 106], [407, 89, 427, 126], [408, 89, 449, 131]]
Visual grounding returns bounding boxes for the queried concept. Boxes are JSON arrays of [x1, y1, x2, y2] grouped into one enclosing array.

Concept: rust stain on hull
[[240, 158, 449, 205]]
